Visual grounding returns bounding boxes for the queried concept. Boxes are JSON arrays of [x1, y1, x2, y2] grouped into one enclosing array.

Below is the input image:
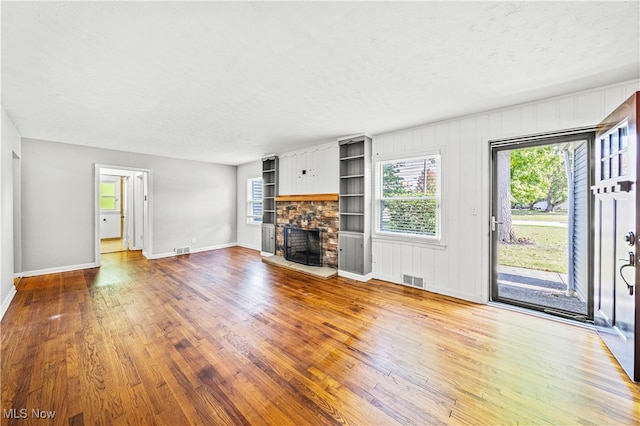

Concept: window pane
[[101, 197, 116, 210], [380, 199, 438, 236], [252, 201, 263, 217], [378, 155, 441, 238], [100, 182, 116, 197], [620, 126, 628, 149], [248, 178, 263, 223], [383, 158, 439, 198], [252, 180, 263, 199]]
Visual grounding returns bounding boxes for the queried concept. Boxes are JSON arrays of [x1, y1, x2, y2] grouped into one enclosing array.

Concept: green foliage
[[510, 146, 568, 210], [381, 200, 437, 236], [382, 163, 404, 197], [380, 158, 439, 236]]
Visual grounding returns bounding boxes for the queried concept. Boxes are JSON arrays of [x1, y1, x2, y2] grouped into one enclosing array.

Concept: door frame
[[94, 164, 153, 266], [489, 128, 596, 320]]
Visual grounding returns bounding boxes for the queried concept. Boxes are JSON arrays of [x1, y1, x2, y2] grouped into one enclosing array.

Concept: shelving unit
[[338, 135, 371, 278], [261, 156, 278, 254]]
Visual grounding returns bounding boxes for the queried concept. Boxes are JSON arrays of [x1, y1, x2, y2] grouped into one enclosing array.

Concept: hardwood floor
[[2, 247, 639, 425], [100, 238, 125, 254]]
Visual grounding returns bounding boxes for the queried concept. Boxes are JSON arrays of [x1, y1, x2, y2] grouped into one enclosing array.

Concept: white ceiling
[[2, 1, 639, 166]]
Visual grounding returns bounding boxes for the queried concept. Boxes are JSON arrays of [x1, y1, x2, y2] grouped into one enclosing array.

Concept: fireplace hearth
[[284, 226, 322, 267]]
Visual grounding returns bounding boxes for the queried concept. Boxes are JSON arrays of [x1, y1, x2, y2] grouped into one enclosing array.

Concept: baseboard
[[237, 242, 260, 251], [427, 286, 485, 304], [21, 262, 98, 278], [260, 251, 274, 257], [373, 272, 485, 304], [0, 286, 17, 321], [338, 270, 373, 282], [146, 252, 175, 260], [191, 242, 237, 254], [147, 242, 238, 260]]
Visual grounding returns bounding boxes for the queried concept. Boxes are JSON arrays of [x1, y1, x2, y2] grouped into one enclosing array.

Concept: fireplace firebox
[[284, 226, 322, 267]]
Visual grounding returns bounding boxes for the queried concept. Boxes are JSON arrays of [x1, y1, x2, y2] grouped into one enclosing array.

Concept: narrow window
[[247, 177, 263, 224]]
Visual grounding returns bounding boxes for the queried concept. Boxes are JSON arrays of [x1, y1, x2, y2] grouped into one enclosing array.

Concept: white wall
[[372, 80, 640, 303], [20, 138, 237, 274], [1, 108, 22, 319], [278, 141, 339, 195], [236, 161, 262, 250]]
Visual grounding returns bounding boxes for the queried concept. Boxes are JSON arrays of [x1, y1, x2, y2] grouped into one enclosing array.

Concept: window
[[247, 177, 263, 224], [375, 154, 441, 239], [599, 122, 628, 181], [100, 180, 120, 211]]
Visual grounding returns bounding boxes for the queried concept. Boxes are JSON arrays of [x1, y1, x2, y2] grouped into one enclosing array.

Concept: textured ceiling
[[2, 1, 639, 165]]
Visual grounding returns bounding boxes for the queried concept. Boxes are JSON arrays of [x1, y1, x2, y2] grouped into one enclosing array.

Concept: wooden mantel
[[275, 193, 339, 202]]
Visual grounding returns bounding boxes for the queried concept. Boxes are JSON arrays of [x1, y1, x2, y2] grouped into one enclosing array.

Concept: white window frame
[[373, 151, 444, 246], [247, 177, 263, 225]]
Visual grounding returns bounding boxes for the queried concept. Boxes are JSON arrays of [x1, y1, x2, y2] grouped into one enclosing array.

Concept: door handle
[[491, 216, 503, 232], [618, 251, 635, 296], [618, 251, 635, 265]]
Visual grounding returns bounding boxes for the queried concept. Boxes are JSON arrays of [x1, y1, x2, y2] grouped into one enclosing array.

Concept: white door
[[99, 175, 121, 239]]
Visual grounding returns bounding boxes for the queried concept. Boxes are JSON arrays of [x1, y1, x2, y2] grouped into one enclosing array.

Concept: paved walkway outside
[[498, 265, 587, 315]]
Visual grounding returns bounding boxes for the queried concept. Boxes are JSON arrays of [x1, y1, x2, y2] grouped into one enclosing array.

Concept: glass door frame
[[489, 129, 596, 321]]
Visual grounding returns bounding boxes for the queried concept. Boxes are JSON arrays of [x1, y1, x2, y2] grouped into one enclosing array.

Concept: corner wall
[[1, 108, 22, 319], [20, 138, 237, 274]]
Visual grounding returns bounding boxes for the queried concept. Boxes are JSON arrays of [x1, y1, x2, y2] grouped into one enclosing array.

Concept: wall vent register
[[402, 274, 425, 289]]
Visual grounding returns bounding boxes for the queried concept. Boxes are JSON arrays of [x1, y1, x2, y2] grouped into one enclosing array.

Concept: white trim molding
[[236, 243, 260, 251], [1, 286, 17, 320], [20, 262, 98, 278], [338, 270, 373, 282], [147, 242, 238, 260]]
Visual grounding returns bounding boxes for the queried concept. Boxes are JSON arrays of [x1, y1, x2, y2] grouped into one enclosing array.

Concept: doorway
[[99, 174, 124, 253], [94, 165, 150, 264], [490, 131, 594, 321]]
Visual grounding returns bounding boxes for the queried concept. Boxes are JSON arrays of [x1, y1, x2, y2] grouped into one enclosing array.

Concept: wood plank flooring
[[2, 247, 639, 425]]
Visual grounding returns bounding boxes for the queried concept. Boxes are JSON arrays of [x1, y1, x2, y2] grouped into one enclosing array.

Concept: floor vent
[[174, 246, 191, 255], [402, 274, 425, 289]]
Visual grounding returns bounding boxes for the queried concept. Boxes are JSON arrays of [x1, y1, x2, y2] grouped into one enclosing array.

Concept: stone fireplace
[[275, 195, 339, 268]]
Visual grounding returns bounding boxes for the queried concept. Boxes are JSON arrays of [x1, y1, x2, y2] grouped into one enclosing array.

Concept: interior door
[[593, 91, 639, 382], [99, 175, 121, 239]]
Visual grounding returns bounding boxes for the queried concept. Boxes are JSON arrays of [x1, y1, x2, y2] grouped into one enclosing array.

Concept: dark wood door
[[593, 91, 639, 382]]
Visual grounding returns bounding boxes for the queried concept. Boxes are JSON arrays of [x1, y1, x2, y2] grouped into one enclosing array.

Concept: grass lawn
[[499, 224, 567, 273], [511, 209, 568, 223]]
